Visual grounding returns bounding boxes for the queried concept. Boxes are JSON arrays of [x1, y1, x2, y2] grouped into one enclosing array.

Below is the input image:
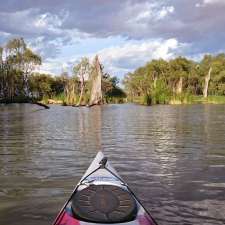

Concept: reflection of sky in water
[[0, 104, 225, 225]]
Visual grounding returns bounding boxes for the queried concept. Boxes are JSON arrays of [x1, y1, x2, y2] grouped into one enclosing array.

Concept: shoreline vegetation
[[123, 54, 225, 105], [0, 38, 126, 108], [0, 37, 224, 108], [132, 95, 225, 105]]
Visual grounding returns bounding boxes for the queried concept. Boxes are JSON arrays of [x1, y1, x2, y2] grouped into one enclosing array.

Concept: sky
[[0, 0, 225, 79]]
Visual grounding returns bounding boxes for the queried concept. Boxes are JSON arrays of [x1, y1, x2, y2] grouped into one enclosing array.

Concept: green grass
[[193, 95, 225, 104], [52, 93, 66, 102], [105, 96, 126, 104], [131, 94, 225, 105], [169, 95, 225, 104]]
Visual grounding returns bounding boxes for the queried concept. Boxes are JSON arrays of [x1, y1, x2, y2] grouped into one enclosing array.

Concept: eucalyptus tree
[[169, 57, 193, 94], [199, 55, 213, 98], [208, 54, 225, 96], [0, 38, 41, 101], [123, 54, 225, 104], [22, 48, 41, 95], [73, 57, 92, 106], [199, 54, 225, 97]]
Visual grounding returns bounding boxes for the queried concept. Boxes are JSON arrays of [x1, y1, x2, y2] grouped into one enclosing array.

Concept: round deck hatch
[[72, 184, 137, 223]]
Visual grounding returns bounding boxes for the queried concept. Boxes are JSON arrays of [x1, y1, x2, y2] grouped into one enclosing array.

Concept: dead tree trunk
[[176, 77, 183, 94], [153, 76, 158, 89], [203, 67, 212, 98], [76, 71, 85, 106], [88, 55, 103, 106]]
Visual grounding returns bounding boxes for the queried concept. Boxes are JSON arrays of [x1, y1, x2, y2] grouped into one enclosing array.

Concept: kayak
[[53, 151, 158, 225]]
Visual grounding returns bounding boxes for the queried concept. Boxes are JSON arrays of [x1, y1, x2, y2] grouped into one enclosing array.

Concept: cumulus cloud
[[196, 0, 225, 6], [36, 38, 187, 78], [97, 38, 187, 77], [1, 0, 225, 77]]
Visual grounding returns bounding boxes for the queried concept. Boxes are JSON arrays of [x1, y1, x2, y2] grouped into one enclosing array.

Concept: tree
[[169, 57, 192, 94], [199, 54, 225, 97], [123, 54, 225, 105], [0, 38, 41, 101], [29, 73, 54, 98], [73, 57, 92, 106]]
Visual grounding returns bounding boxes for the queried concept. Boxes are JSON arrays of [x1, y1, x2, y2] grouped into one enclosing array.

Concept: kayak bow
[[53, 151, 158, 225]]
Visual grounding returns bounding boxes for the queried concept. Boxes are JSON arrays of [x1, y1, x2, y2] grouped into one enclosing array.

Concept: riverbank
[[39, 94, 127, 106], [170, 95, 225, 105], [1, 95, 225, 106], [0, 94, 225, 106], [0, 97, 50, 109], [132, 95, 225, 105]]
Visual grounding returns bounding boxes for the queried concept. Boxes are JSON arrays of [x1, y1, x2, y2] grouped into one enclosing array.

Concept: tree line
[[2, 37, 224, 106], [0, 38, 126, 105], [0, 38, 41, 102], [123, 55, 225, 104]]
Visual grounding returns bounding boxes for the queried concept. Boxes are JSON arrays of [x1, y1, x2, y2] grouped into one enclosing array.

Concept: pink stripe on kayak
[[56, 211, 80, 225], [138, 214, 156, 225]]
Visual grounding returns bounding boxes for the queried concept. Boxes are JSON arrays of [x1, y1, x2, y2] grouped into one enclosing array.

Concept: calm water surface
[[0, 104, 225, 225]]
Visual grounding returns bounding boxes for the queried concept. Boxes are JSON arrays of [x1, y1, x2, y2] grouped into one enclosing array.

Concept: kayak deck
[[71, 184, 137, 223], [53, 152, 158, 225]]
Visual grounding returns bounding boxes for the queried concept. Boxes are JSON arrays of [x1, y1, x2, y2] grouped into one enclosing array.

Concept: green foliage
[[73, 57, 92, 77], [151, 79, 171, 104], [103, 75, 126, 103], [124, 54, 225, 105], [206, 95, 225, 104], [0, 37, 42, 102], [29, 73, 54, 99], [170, 93, 194, 104], [53, 93, 66, 101]]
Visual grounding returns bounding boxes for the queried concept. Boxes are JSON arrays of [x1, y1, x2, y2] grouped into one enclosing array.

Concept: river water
[[0, 103, 225, 225]]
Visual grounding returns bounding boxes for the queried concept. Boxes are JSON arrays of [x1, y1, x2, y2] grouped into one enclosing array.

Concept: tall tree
[[73, 57, 91, 106], [0, 38, 41, 100]]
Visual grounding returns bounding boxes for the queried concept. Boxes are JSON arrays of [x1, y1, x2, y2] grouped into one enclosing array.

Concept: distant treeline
[[0, 38, 126, 105], [2, 37, 225, 106], [29, 70, 126, 105], [123, 55, 225, 104]]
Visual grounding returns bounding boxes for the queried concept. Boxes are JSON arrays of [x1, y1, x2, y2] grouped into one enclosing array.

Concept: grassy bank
[[170, 95, 225, 104], [131, 95, 225, 105], [40, 93, 127, 106], [2, 94, 224, 106]]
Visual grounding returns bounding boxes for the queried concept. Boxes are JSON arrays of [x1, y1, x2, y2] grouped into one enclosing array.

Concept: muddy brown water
[[0, 103, 225, 225]]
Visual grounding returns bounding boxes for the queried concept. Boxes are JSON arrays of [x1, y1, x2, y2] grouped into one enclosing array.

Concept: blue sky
[[1, 0, 225, 80]]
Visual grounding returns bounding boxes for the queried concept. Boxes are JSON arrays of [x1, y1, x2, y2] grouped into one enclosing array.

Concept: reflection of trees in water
[[0, 104, 34, 200], [77, 106, 102, 153], [138, 105, 225, 224], [203, 105, 225, 155], [0, 105, 29, 175]]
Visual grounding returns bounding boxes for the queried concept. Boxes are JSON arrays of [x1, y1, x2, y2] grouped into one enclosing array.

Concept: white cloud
[[204, 0, 225, 4], [97, 38, 187, 77], [0, 8, 72, 49], [2, 0, 224, 78], [35, 59, 66, 75], [196, 0, 225, 7], [126, 2, 175, 26], [158, 6, 175, 20], [34, 12, 65, 29], [35, 38, 188, 78]]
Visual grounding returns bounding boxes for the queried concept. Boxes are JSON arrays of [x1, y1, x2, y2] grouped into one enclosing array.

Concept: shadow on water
[[0, 103, 225, 225]]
